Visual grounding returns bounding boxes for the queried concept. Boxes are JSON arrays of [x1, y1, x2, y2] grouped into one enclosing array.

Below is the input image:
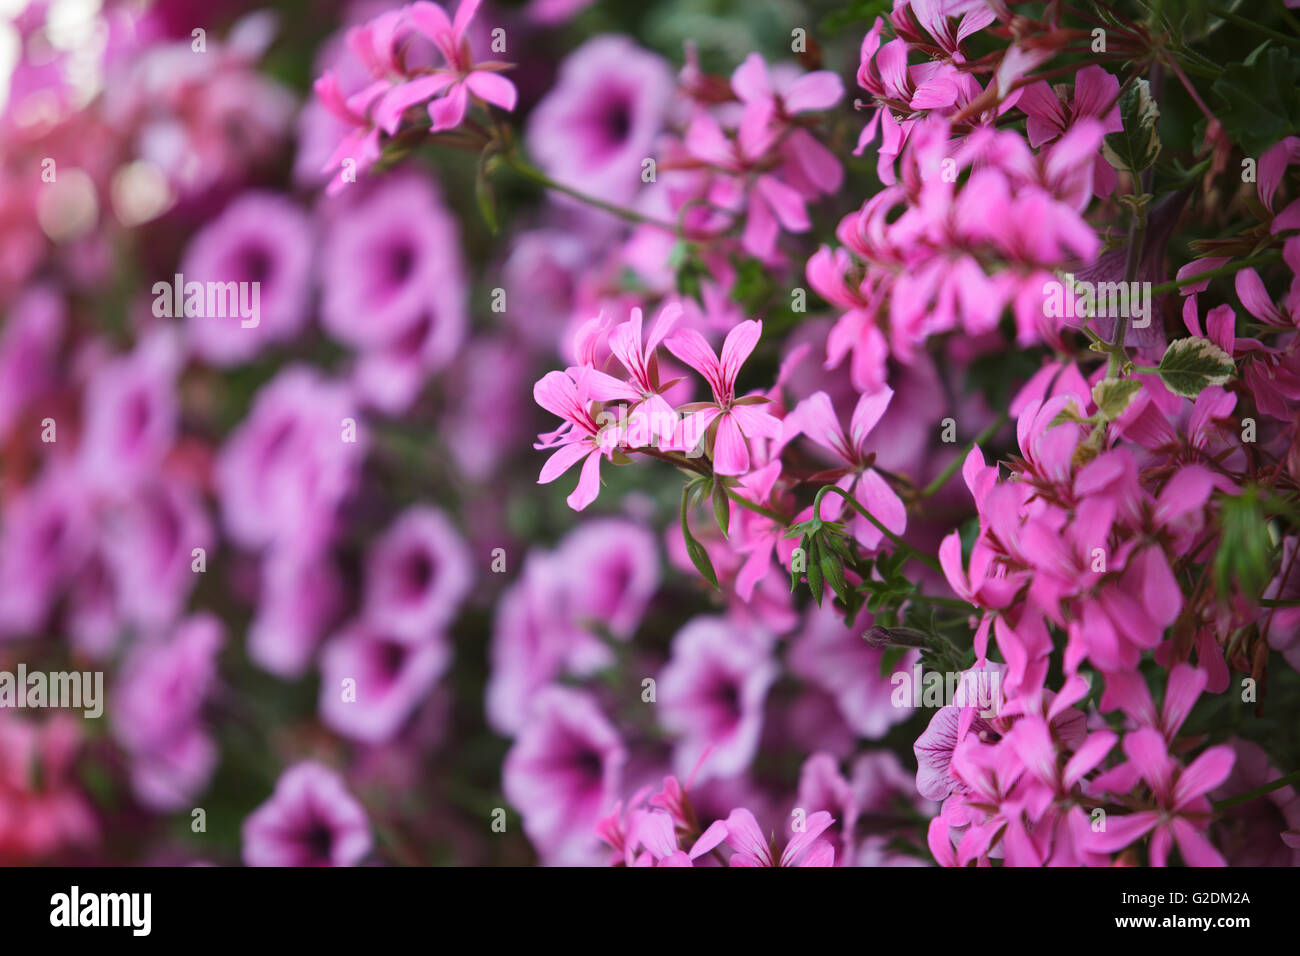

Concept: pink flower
[[533, 367, 621, 511], [789, 604, 919, 739], [1017, 65, 1122, 198], [408, 0, 517, 132], [319, 174, 468, 414], [657, 617, 777, 782], [526, 35, 673, 206], [318, 620, 450, 743], [723, 807, 836, 866], [215, 366, 368, 556], [242, 762, 372, 867], [1090, 727, 1234, 866], [248, 545, 344, 679], [629, 810, 728, 866], [113, 615, 224, 811], [581, 303, 683, 448], [77, 329, 181, 493], [502, 687, 626, 865], [363, 506, 472, 641], [783, 387, 906, 549], [178, 192, 315, 366], [666, 320, 781, 475], [0, 715, 97, 861]]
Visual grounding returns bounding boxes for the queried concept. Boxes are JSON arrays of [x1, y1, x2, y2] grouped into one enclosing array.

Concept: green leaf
[[1214, 489, 1271, 599], [806, 534, 825, 606], [680, 488, 719, 589], [1092, 377, 1142, 420], [820, 546, 850, 607], [711, 480, 730, 538], [475, 160, 499, 236], [1157, 336, 1235, 398], [1212, 48, 1300, 158], [1103, 79, 1161, 175]]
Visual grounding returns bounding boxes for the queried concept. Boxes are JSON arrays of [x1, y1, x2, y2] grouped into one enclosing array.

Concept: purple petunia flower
[[319, 173, 467, 413], [526, 35, 674, 207], [318, 619, 451, 743], [178, 192, 314, 366], [362, 506, 472, 641], [502, 686, 626, 865], [214, 365, 367, 556], [242, 761, 372, 867]]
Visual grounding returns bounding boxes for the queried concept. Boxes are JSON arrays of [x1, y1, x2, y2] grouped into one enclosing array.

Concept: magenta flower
[[723, 807, 836, 866], [665, 319, 781, 475], [248, 545, 345, 679], [320, 173, 468, 413], [242, 762, 373, 867], [363, 506, 472, 641], [533, 367, 622, 511], [0, 284, 63, 441], [526, 35, 674, 206], [630, 810, 728, 867], [1017, 65, 1123, 198], [783, 387, 906, 550], [215, 366, 367, 556], [1090, 727, 1234, 867], [113, 615, 224, 811], [318, 620, 450, 744], [105, 477, 213, 635], [582, 303, 683, 448], [178, 192, 314, 367], [789, 604, 919, 740], [502, 687, 627, 865], [407, 0, 517, 132], [0, 467, 92, 637], [658, 617, 777, 782], [77, 329, 181, 493]]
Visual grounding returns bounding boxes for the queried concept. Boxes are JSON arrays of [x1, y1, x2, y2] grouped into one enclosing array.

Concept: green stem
[[1208, 5, 1300, 49], [504, 153, 678, 231], [1109, 187, 1151, 376], [813, 484, 942, 572], [1213, 768, 1300, 812], [725, 486, 788, 523]]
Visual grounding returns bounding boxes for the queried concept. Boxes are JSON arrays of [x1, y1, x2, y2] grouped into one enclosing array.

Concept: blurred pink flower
[[502, 687, 626, 865], [242, 761, 372, 866]]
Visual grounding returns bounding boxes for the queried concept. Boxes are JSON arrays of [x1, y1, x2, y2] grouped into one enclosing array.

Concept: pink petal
[[538, 440, 588, 485], [428, 82, 469, 131], [1172, 745, 1235, 810], [784, 71, 843, 113], [718, 320, 762, 395], [712, 413, 751, 476], [566, 449, 602, 511], [849, 386, 893, 450], [466, 70, 517, 111]]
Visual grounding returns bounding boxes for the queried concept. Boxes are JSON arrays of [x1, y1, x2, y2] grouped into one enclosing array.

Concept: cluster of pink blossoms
[[519, 1, 1300, 868]]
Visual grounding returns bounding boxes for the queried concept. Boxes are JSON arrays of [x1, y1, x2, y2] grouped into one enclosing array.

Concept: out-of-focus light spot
[[0, 20, 17, 116], [37, 166, 98, 241], [111, 160, 173, 227], [47, 0, 101, 50]]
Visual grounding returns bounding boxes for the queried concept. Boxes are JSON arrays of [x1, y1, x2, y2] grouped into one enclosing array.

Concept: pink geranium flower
[[723, 807, 836, 866], [1090, 728, 1234, 867], [580, 303, 683, 448], [783, 387, 906, 550], [665, 320, 781, 475], [407, 0, 517, 131], [533, 367, 623, 511]]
